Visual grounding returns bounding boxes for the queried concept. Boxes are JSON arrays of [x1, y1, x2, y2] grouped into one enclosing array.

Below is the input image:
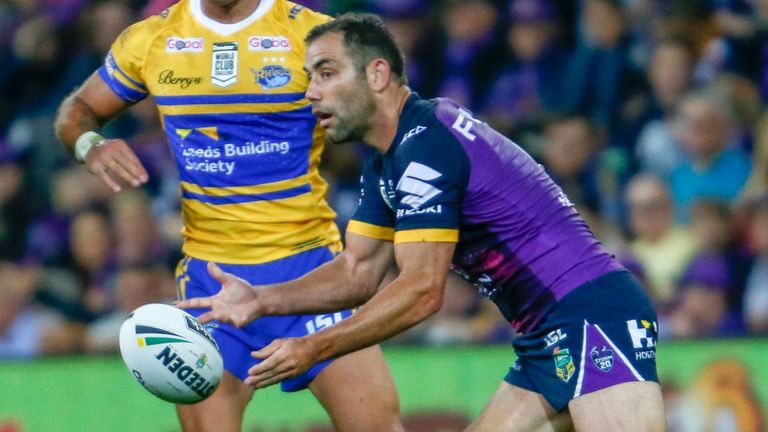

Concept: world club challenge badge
[[212, 42, 238, 87]]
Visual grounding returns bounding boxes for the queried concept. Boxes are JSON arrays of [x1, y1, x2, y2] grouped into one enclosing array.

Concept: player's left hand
[[245, 337, 318, 389]]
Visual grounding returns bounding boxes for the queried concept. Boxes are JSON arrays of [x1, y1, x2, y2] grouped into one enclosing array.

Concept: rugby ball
[[119, 303, 223, 404]]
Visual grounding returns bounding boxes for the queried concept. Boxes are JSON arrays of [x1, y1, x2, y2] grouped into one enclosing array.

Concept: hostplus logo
[[627, 319, 657, 360]]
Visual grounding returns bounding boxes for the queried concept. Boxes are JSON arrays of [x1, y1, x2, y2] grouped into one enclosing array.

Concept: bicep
[[75, 71, 132, 122]]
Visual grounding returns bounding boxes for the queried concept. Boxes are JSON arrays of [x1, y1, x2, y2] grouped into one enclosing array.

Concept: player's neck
[[366, 86, 411, 154], [201, 0, 261, 23]]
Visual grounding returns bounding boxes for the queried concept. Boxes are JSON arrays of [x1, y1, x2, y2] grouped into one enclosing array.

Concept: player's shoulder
[[273, 0, 331, 29], [397, 96, 460, 152], [394, 95, 470, 173], [117, 1, 184, 45]]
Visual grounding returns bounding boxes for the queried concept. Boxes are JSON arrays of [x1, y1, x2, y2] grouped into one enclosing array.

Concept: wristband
[[74, 131, 106, 162]]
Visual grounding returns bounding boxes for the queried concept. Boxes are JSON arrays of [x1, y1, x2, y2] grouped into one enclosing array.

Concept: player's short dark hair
[[306, 12, 407, 85]]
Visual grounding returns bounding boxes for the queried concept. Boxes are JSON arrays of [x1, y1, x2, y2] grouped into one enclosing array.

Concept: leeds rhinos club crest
[[212, 42, 238, 87]]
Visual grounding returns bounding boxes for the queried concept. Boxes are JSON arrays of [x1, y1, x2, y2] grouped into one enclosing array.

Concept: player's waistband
[[182, 223, 342, 265], [528, 270, 656, 333]]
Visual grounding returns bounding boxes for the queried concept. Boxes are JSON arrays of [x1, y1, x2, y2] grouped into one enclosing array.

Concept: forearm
[[304, 271, 442, 362], [256, 251, 386, 316], [54, 92, 102, 152]]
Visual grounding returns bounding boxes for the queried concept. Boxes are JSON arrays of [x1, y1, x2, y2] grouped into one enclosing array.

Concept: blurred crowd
[[1, 0, 768, 358]]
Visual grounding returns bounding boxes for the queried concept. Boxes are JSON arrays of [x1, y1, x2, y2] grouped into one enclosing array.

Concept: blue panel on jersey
[[154, 93, 306, 105], [165, 107, 315, 188], [98, 66, 147, 103], [182, 183, 311, 204]]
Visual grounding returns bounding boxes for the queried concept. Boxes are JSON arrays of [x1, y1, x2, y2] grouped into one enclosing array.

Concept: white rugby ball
[[119, 303, 223, 404]]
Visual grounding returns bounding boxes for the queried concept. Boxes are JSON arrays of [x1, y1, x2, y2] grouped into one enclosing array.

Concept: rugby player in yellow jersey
[[54, 1, 402, 431]]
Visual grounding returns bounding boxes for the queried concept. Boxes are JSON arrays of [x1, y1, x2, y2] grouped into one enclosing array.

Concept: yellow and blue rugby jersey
[[99, 0, 341, 264]]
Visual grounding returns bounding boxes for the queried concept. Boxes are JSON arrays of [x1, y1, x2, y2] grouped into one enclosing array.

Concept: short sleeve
[[97, 18, 160, 103], [392, 125, 470, 244], [347, 156, 395, 241]]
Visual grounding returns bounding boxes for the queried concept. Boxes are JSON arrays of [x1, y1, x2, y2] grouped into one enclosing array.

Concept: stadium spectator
[[84, 262, 170, 354], [53, 1, 403, 431], [0, 261, 83, 358], [670, 91, 752, 221], [560, 0, 644, 141], [635, 38, 696, 178], [182, 13, 666, 431], [431, 0, 502, 109], [371, 0, 434, 95], [689, 198, 752, 317], [743, 194, 768, 334], [624, 173, 698, 308], [68, 208, 117, 316], [665, 253, 745, 339], [539, 116, 603, 218], [109, 190, 171, 267], [0, 144, 33, 261], [479, 0, 567, 138]]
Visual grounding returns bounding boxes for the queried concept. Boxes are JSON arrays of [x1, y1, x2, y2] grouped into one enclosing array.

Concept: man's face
[[304, 32, 377, 145]]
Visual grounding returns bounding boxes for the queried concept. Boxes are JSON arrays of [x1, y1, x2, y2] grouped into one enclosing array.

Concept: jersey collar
[[190, 0, 276, 36]]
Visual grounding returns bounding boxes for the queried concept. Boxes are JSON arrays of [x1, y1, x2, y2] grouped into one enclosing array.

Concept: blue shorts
[[504, 271, 659, 411], [176, 246, 352, 392]]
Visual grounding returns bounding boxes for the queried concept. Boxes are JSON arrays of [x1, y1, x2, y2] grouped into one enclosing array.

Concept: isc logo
[[305, 313, 344, 334]]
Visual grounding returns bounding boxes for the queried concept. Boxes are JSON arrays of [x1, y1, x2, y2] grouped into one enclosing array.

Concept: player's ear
[[367, 58, 390, 92]]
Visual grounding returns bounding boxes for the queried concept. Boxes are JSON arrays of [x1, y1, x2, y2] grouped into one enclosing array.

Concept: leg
[[466, 382, 573, 432], [176, 370, 253, 432], [568, 381, 665, 432], [309, 345, 403, 432]]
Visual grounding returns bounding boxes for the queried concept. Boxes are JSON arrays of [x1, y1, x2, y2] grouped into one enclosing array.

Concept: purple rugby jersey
[[348, 94, 623, 333]]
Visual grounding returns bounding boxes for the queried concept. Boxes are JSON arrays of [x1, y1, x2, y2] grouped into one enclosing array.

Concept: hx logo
[[627, 319, 657, 349], [396, 162, 442, 209]]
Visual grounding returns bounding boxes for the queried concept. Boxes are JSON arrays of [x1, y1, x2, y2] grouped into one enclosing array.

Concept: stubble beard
[[325, 80, 377, 146]]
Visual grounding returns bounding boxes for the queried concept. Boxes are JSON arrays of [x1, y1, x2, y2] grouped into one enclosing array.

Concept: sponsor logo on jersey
[[543, 329, 567, 348], [635, 350, 656, 360], [212, 42, 238, 87], [288, 4, 304, 19], [553, 347, 575, 382], [400, 125, 427, 145], [167, 37, 204, 52], [396, 162, 443, 209], [626, 319, 657, 349], [590, 346, 614, 372], [158, 70, 202, 89], [104, 52, 117, 77], [396, 204, 442, 218], [248, 36, 291, 51], [251, 65, 291, 89]]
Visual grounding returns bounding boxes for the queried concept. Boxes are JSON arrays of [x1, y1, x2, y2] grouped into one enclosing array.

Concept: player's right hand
[[84, 138, 148, 192], [177, 262, 263, 328]]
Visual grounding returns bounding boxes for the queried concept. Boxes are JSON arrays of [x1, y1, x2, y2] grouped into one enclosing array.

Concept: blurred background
[[0, 0, 767, 430]]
